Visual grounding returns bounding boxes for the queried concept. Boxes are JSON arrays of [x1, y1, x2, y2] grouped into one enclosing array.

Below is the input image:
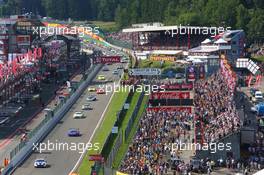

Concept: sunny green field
[[139, 59, 175, 70], [88, 21, 118, 32], [252, 56, 264, 62]]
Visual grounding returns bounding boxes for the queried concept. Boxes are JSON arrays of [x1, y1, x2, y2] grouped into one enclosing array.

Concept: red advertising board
[[89, 154, 104, 162], [147, 107, 192, 113], [162, 83, 193, 90], [94, 56, 121, 64], [181, 83, 193, 89], [16, 35, 31, 46], [199, 65, 205, 79], [187, 66, 196, 81], [150, 92, 190, 99], [163, 84, 181, 90]]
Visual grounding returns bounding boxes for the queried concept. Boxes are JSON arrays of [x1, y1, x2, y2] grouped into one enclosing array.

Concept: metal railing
[[124, 91, 145, 141]]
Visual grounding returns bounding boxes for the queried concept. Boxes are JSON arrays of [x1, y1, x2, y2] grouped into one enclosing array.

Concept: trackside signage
[[150, 91, 190, 99], [94, 56, 121, 64], [89, 154, 104, 161], [129, 68, 161, 76]]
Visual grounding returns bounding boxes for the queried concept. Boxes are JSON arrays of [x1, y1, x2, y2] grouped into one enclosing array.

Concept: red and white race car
[[96, 88, 105, 94]]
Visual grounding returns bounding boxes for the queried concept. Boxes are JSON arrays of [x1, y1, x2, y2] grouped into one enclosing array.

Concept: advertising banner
[[163, 83, 193, 90], [89, 154, 104, 161], [147, 107, 192, 113], [116, 171, 129, 175], [129, 68, 161, 76], [150, 91, 190, 99], [16, 35, 31, 46], [187, 66, 195, 81], [94, 56, 121, 64], [199, 65, 205, 79], [149, 55, 175, 62]]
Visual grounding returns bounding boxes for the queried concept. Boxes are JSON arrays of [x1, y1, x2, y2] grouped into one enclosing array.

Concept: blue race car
[[67, 128, 81, 137]]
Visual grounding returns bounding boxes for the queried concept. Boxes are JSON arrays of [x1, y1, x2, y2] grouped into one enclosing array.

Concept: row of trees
[[115, 0, 264, 42], [0, 0, 120, 20], [0, 0, 263, 42], [0, 0, 96, 20]]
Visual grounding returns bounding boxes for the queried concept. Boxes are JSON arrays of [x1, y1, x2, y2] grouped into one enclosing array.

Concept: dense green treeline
[[0, 0, 263, 42], [114, 0, 264, 42]]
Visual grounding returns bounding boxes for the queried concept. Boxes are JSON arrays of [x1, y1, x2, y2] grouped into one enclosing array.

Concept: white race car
[[34, 159, 47, 168], [73, 112, 85, 119]]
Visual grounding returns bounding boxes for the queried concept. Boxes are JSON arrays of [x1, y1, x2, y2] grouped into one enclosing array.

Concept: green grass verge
[[112, 95, 148, 169], [252, 56, 264, 62], [139, 59, 174, 70], [78, 90, 129, 175], [88, 21, 118, 32], [99, 92, 140, 162], [97, 92, 142, 175], [120, 92, 141, 136], [96, 92, 142, 175]]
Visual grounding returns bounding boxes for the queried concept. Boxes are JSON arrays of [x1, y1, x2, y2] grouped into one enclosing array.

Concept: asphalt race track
[[13, 51, 124, 175]]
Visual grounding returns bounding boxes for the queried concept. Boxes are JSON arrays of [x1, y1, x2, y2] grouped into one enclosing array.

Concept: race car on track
[[97, 75, 105, 80], [86, 95, 96, 101], [34, 159, 47, 168], [87, 86, 96, 92], [96, 88, 105, 94], [82, 103, 91, 110], [117, 65, 123, 69], [112, 70, 119, 75], [67, 128, 81, 137], [73, 111, 85, 119]]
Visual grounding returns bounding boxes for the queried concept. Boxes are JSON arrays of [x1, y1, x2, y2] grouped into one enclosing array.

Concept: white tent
[[201, 38, 211, 44], [192, 59, 204, 63], [175, 60, 189, 64]]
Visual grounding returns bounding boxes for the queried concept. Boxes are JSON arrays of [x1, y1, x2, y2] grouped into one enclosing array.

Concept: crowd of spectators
[[251, 46, 264, 75], [119, 68, 262, 174], [194, 71, 241, 143], [259, 62, 264, 75], [107, 31, 133, 43], [120, 110, 193, 174], [243, 129, 264, 172], [217, 133, 264, 174], [121, 76, 191, 87], [252, 47, 264, 57]]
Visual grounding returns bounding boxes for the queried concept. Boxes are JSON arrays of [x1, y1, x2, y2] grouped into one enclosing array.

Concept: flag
[[255, 75, 262, 87], [248, 74, 252, 87], [0, 64, 2, 79], [37, 48, 42, 59], [27, 50, 33, 61]]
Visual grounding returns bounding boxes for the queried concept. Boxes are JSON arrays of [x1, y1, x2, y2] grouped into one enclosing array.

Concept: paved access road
[[13, 59, 125, 175]]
